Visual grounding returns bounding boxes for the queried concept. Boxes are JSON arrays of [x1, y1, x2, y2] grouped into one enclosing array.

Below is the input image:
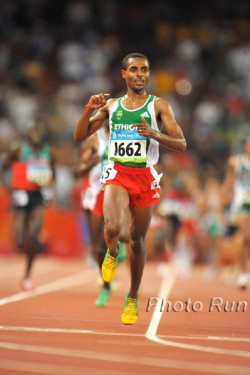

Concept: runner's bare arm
[[220, 155, 236, 207], [134, 98, 186, 152], [2, 142, 21, 170], [74, 94, 111, 142], [73, 133, 100, 178], [1, 143, 21, 192]]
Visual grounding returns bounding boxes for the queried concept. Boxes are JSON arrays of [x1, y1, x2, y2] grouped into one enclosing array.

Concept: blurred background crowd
[[0, 0, 250, 268]]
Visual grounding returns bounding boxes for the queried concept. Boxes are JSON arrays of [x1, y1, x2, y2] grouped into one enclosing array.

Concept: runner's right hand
[[85, 93, 110, 110]]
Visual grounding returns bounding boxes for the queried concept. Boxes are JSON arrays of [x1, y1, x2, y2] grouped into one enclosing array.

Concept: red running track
[[0, 254, 250, 375]]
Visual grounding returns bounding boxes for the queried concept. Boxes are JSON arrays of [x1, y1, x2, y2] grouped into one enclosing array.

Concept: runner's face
[[26, 128, 42, 146], [121, 57, 150, 92]]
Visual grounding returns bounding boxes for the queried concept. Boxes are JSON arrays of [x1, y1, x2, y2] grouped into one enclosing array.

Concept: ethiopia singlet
[[231, 154, 250, 214], [109, 95, 160, 167], [12, 142, 53, 191]]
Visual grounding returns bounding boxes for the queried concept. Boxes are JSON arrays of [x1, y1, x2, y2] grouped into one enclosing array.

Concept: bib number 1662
[[114, 141, 141, 157]]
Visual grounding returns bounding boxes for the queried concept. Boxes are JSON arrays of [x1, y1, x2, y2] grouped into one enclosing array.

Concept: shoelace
[[106, 254, 116, 269], [124, 299, 137, 316]]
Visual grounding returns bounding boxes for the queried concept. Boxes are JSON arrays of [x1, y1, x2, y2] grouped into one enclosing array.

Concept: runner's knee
[[130, 238, 146, 256], [105, 219, 121, 240]]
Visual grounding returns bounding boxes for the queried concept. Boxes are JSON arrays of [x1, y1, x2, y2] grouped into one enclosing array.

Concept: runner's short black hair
[[122, 53, 150, 70]]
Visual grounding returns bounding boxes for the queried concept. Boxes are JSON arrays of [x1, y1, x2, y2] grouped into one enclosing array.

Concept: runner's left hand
[[132, 117, 156, 138]]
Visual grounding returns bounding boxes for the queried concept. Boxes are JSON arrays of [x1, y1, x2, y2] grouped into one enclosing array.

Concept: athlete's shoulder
[[154, 96, 168, 104], [9, 140, 21, 151], [107, 97, 119, 106], [5, 141, 21, 160], [153, 96, 173, 114], [106, 97, 120, 111], [154, 95, 170, 106]]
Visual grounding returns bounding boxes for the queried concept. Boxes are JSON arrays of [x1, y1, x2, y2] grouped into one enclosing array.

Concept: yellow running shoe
[[101, 249, 118, 282], [121, 296, 138, 325]]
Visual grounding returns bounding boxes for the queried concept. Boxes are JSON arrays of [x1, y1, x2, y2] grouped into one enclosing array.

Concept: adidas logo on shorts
[[152, 192, 160, 199]]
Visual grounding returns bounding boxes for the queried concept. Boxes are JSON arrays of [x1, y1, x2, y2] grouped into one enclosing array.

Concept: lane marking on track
[[145, 266, 250, 358], [1, 326, 250, 343], [0, 359, 121, 375], [0, 269, 95, 306], [0, 341, 250, 374], [0, 359, 131, 375]]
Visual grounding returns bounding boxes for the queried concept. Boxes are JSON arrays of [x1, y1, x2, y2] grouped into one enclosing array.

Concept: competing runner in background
[[74, 52, 186, 324], [1, 122, 55, 291], [74, 122, 128, 307], [219, 136, 250, 289]]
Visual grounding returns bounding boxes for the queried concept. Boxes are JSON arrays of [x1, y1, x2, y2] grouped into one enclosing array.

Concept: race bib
[[109, 130, 147, 164], [27, 163, 52, 186], [99, 165, 117, 189]]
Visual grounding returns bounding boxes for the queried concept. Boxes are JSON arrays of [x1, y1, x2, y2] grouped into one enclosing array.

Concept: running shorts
[[81, 187, 104, 217], [11, 189, 47, 209], [100, 163, 162, 208]]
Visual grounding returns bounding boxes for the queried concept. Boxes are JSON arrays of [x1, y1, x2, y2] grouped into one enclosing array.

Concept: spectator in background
[[0, 0, 249, 275]]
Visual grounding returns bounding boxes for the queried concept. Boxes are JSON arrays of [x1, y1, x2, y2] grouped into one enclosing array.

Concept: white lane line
[[160, 335, 250, 343], [0, 326, 95, 334], [145, 266, 250, 358], [0, 341, 250, 374], [0, 359, 131, 375], [146, 265, 177, 338], [0, 269, 95, 306], [1, 326, 250, 343]]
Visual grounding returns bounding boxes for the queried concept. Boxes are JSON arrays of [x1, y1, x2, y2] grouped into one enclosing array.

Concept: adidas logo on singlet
[[141, 112, 150, 118]]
